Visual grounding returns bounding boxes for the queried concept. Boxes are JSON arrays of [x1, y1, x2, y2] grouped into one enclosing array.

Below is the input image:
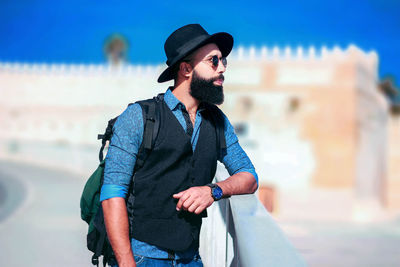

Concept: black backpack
[[80, 93, 226, 266], [80, 94, 163, 266]]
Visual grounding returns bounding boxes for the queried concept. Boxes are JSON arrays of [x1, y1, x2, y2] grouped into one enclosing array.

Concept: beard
[[189, 70, 224, 105]]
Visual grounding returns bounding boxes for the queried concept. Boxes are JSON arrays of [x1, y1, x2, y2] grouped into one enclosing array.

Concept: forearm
[[217, 171, 258, 197], [173, 172, 257, 214], [102, 197, 135, 266], [219, 113, 259, 195]]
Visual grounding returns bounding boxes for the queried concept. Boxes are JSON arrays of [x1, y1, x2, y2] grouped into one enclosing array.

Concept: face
[[188, 43, 227, 105]]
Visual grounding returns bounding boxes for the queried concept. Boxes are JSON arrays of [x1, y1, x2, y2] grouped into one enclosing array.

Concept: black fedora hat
[[158, 24, 234, 83]]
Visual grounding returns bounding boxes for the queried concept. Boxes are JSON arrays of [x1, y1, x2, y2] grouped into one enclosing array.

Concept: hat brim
[[157, 32, 233, 83]]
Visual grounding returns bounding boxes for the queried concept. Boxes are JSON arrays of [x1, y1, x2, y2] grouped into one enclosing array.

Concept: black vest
[[129, 100, 219, 252]]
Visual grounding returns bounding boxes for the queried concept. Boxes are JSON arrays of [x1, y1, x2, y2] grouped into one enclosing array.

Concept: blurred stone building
[[0, 45, 398, 213]]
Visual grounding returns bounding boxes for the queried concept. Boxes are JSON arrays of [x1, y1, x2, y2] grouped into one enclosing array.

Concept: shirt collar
[[164, 86, 208, 113], [164, 87, 183, 111]]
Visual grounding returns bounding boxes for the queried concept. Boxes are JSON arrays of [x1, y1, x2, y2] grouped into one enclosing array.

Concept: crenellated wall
[[1, 45, 395, 209], [219, 45, 380, 190], [230, 44, 377, 63], [0, 63, 167, 144]]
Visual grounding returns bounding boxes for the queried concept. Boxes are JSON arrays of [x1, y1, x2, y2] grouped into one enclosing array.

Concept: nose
[[217, 59, 226, 74]]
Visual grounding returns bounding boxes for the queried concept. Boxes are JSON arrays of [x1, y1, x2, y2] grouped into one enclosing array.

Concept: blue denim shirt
[[100, 88, 258, 259]]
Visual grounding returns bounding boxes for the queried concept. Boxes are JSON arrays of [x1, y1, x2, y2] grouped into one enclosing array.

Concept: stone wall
[[1, 45, 395, 211]]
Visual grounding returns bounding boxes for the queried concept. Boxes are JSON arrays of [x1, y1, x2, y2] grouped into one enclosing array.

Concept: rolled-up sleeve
[[219, 112, 258, 185], [100, 103, 144, 201]]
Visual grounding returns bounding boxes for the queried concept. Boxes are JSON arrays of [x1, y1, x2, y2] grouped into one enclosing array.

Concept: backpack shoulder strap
[[134, 93, 164, 171], [96, 93, 164, 163]]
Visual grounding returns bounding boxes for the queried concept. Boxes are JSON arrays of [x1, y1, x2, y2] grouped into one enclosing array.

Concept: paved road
[[281, 220, 400, 267], [0, 167, 26, 222], [0, 160, 92, 266], [276, 189, 400, 267], [1, 159, 400, 267]]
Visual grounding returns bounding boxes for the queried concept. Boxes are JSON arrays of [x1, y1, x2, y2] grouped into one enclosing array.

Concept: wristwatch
[[206, 183, 223, 201]]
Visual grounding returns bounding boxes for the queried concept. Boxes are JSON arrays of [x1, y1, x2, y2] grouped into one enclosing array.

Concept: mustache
[[211, 74, 224, 82]]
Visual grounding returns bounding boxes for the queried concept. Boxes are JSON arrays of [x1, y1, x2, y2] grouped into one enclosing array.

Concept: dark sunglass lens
[[221, 57, 227, 67], [212, 55, 219, 67]]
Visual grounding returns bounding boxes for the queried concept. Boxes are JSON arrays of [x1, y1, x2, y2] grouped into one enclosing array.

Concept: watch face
[[212, 186, 223, 200]]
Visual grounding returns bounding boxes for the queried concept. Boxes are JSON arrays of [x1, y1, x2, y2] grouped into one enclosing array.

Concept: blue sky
[[1, 0, 399, 86]]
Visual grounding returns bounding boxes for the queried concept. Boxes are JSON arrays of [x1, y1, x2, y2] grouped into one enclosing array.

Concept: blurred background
[[1, 1, 399, 266]]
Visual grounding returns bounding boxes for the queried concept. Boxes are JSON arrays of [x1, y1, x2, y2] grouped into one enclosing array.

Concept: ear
[[179, 62, 192, 78]]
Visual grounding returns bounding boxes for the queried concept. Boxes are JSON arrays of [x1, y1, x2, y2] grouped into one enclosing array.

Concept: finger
[[182, 197, 195, 210], [194, 205, 206, 215], [176, 193, 191, 211], [173, 191, 184, 199], [188, 201, 201, 213]]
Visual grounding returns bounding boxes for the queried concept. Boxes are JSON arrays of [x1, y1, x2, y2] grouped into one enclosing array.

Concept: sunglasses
[[206, 55, 228, 68]]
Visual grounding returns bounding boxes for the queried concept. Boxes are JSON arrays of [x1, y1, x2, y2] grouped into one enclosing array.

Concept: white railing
[[200, 165, 307, 267]]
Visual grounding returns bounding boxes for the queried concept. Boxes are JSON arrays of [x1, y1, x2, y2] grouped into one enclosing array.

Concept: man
[[101, 24, 258, 267]]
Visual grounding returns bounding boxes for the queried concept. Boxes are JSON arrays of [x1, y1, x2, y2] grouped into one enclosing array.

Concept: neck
[[171, 80, 199, 114]]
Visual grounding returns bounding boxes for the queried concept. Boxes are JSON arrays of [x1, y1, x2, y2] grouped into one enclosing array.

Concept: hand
[[173, 186, 214, 214]]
